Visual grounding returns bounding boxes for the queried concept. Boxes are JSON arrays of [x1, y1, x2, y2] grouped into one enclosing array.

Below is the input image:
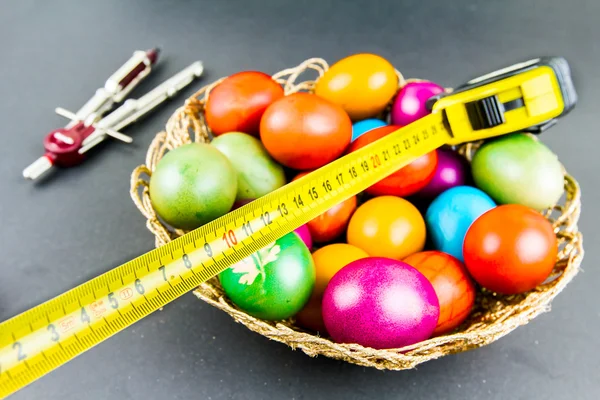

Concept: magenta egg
[[391, 81, 444, 126], [294, 224, 313, 250], [416, 148, 470, 199], [322, 257, 440, 349]]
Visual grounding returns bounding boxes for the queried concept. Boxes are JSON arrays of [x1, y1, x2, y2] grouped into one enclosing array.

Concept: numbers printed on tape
[[0, 113, 450, 398]]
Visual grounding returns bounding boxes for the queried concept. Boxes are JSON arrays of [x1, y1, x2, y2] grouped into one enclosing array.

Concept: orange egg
[[314, 53, 399, 120], [404, 251, 476, 335], [347, 196, 426, 259], [295, 244, 369, 332], [259, 93, 352, 170]]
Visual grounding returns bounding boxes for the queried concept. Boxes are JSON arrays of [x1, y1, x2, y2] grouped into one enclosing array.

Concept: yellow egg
[[314, 53, 399, 120]]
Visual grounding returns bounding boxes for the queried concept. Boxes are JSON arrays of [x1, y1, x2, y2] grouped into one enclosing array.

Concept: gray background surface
[[1, 0, 599, 399]]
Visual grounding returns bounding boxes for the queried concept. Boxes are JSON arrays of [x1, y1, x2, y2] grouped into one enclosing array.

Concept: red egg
[[205, 71, 284, 136], [346, 125, 438, 197], [404, 251, 476, 335], [292, 171, 357, 243], [463, 204, 558, 295], [260, 93, 352, 170]]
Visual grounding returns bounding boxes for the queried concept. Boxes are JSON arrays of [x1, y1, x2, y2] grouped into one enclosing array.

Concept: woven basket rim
[[129, 57, 584, 370]]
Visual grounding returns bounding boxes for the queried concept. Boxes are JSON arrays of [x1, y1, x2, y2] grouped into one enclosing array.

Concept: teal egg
[[351, 119, 387, 141], [219, 232, 315, 320], [471, 133, 564, 210], [149, 143, 238, 230], [211, 132, 286, 201], [425, 186, 496, 261]]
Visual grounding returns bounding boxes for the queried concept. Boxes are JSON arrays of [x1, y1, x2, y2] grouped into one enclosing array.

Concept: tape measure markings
[[0, 113, 448, 398]]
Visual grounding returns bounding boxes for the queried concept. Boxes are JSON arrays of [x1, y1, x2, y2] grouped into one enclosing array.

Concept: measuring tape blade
[[0, 113, 449, 397], [0, 54, 576, 398]]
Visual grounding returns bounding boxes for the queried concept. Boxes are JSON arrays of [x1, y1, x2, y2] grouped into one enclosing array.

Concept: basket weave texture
[[130, 58, 584, 370]]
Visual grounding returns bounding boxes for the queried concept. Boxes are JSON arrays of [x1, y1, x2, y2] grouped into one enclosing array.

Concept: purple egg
[[293, 224, 313, 250], [231, 198, 254, 210], [391, 81, 444, 126], [417, 149, 470, 199], [322, 257, 440, 349]]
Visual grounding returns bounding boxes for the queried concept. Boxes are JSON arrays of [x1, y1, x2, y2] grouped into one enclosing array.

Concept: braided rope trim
[[129, 58, 584, 370]]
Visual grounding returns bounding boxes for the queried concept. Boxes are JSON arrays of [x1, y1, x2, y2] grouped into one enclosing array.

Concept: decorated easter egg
[[463, 204, 558, 294], [293, 171, 357, 243], [425, 186, 495, 261], [219, 232, 315, 320], [314, 53, 398, 120], [351, 118, 387, 141], [391, 81, 444, 126], [294, 224, 313, 250], [205, 71, 283, 136], [347, 125, 438, 197], [260, 93, 352, 170], [322, 257, 440, 349], [471, 133, 564, 210], [347, 196, 426, 259], [416, 148, 470, 200], [149, 143, 237, 230], [211, 132, 286, 201], [295, 244, 369, 333], [404, 251, 475, 335]]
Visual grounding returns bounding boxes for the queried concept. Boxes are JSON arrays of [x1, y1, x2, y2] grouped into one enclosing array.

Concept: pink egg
[[294, 224, 313, 250], [416, 148, 470, 199], [322, 257, 439, 349], [391, 81, 444, 126]]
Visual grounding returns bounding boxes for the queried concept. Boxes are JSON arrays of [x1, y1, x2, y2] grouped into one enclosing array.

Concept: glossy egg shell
[[425, 186, 496, 261], [390, 81, 444, 126], [314, 53, 399, 120], [149, 143, 238, 230], [346, 125, 438, 197], [416, 148, 470, 200], [471, 133, 564, 211], [347, 196, 426, 259], [294, 224, 313, 250], [322, 257, 440, 349], [260, 93, 352, 170], [404, 251, 476, 335], [219, 232, 315, 320], [211, 132, 286, 201], [295, 244, 369, 333], [205, 71, 284, 136], [463, 204, 558, 294], [351, 118, 387, 141], [293, 171, 357, 243]]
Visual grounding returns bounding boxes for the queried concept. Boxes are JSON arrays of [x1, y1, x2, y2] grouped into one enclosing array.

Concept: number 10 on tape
[[0, 55, 576, 397], [0, 114, 447, 396]]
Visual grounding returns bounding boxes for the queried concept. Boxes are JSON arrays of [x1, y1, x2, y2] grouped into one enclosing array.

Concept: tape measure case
[[130, 58, 583, 370]]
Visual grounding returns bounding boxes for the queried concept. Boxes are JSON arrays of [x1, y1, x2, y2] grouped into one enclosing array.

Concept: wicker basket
[[130, 58, 584, 370]]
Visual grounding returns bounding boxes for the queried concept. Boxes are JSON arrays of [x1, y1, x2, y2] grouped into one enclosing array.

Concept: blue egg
[[425, 186, 496, 261], [351, 119, 387, 141]]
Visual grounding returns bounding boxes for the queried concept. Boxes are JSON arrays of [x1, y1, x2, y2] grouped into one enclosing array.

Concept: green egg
[[219, 232, 315, 320], [149, 143, 238, 230], [471, 133, 564, 210], [211, 132, 286, 201]]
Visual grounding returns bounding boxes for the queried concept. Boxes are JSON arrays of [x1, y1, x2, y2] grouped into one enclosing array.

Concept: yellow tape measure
[[0, 56, 575, 398]]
